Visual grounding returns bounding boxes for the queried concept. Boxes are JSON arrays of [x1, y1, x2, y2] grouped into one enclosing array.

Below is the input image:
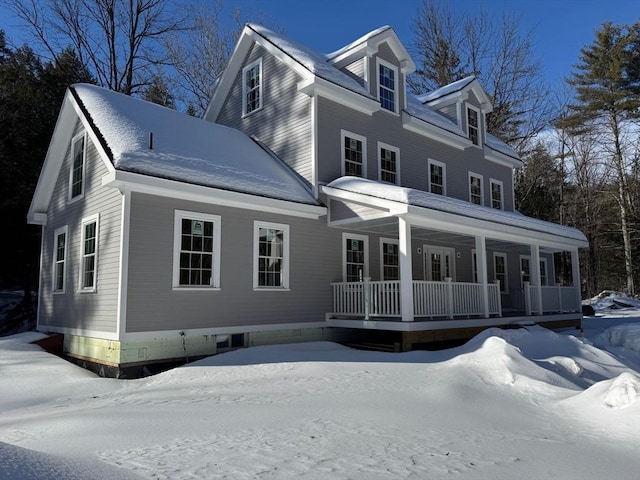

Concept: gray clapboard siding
[[437, 104, 458, 124], [341, 58, 366, 86], [316, 96, 514, 209], [215, 44, 313, 184], [39, 119, 122, 334]]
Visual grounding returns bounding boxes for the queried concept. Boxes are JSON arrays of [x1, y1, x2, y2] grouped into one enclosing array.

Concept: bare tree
[[4, 0, 186, 95], [410, 0, 553, 151]]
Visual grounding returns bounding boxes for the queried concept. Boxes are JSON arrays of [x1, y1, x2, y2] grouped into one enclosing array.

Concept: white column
[[398, 216, 414, 322], [571, 248, 581, 310], [475, 235, 490, 318], [530, 244, 542, 314]]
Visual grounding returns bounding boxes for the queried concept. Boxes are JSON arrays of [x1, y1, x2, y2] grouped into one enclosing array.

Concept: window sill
[[253, 287, 290, 292], [241, 106, 263, 119], [172, 286, 221, 291], [52, 290, 66, 295], [67, 194, 84, 205], [79, 288, 97, 294]]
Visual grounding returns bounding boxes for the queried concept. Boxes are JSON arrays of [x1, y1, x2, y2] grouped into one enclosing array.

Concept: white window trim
[[423, 244, 456, 281], [379, 237, 399, 280], [376, 57, 399, 115], [79, 213, 99, 293], [52, 225, 68, 294], [493, 252, 508, 293], [468, 172, 484, 206], [242, 57, 263, 117], [253, 220, 290, 290], [490, 178, 504, 210], [68, 131, 86, 203], [428, 158, 447, 195], [377, 141, 400, 185], [343, 232, 369, 282], [466, 103, 482, 147], [172, 210, 221, 290], [341, 129, 367, 178]]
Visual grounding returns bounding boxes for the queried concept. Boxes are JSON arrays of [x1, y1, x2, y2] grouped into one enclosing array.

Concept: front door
[[424, 246, 455, 281]]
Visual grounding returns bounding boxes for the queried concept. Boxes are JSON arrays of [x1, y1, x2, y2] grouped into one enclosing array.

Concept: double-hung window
[[343, 233, 368, 282], [80, 215, 99, 291], [378, 142, 399, 184], [467, 105, 480, 146], [341, 130, 366, 177], [377, 59, 398, 113], [493, 252, 508, 293], [173, 210, 221, 289], [469, 172, 483, 205], [242, 58, 262, 115], [254, 221, 289, 290], [380, 239, 399, 280], [490, 179, 503, 210], [428, 159, 446, 195], [520, 256, 531, 288], [53, 226, 68, 293], [69, 133, 86, 200]]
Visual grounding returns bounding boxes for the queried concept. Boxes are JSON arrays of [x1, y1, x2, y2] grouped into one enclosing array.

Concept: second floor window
[[242, 58, 262, 115], [378, 143, 399, 184], [342, 130, 366, 177], [428, 159, 446, 195], [69, 133, 86, 200], [378, 59, 397, 113], [490, 179, 503, 210], [467, 105, 480, 146], [469, 173, 483, 205]]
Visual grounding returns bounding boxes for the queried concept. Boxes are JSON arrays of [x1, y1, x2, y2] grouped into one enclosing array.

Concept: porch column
[[530, 244, 543, 314], [475, 235, 490, 318], [571, 248, 581, 310], [398, 216, 414, 322]]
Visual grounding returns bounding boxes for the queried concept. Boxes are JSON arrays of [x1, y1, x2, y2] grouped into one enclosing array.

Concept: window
[[343, 233, 368, 282], [493, 252, 508, 293], [520, 256, 531, 288], [428, 159, 446, 195], [69, 133, 86, 200], [380, 239, 399, 280], [469, 172, 483, 205], [254, 221, 290, 289], [540, 258, 548, 286], [53, 226, 68, 293], [377, 59, 398, 113], [378, 142, 399, 184], [490, 179, 503, 210], [467, 105, 480, 146], [341, 130, 366, 177], [242, 58, 262, 115], [80, 215, 99, 291], [173, 210, 221, 289]]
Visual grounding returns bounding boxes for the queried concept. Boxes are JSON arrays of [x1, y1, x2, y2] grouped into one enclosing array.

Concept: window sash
[[257, 226, 286, 288], [494, 253, 507, 293], [344, 136, 363, 177], [491, 181, 503, 209], [380, 147, 397, 184], [381, 241, 399, 280], [53, 229, 67, 292], [467, 107, 479, 145], [470, 175, 482, 205], [243, 59, 262, 115], [429, 162, 445, 195], [70, 135, 85, 199], [379, 63, 396, 112], [179, 218, 215, 287], [81, 219, 98, 290]]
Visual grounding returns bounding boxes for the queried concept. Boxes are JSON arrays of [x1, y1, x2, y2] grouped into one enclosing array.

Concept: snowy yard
[[1, 295, 639, 479]]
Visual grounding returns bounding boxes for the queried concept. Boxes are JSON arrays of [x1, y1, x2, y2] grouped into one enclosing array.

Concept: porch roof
[[322, 177, 588, 249]]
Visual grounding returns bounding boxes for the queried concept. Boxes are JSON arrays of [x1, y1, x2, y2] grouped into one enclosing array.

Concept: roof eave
[[402, 111, 471, 150], [298, 77, 380, 115]]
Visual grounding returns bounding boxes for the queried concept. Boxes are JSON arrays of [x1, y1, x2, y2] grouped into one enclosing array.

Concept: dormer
[[327, 27, 416, 114], [418, 76, 492, 148]]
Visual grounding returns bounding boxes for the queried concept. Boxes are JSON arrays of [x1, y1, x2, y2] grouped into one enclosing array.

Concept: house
[[28, 24, 588, 377]]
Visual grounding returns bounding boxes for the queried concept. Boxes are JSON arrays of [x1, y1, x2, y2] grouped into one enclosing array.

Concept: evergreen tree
[[142, 75, 176, 109], [567, 21, 640, 295]]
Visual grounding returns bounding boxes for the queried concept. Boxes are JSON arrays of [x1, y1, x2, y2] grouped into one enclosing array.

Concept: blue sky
[[2, 0, 638, 86]]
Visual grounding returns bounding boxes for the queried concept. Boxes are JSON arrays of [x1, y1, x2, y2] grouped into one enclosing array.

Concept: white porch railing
[[524, 282, 581, 315], [331, 278, 501, 319]]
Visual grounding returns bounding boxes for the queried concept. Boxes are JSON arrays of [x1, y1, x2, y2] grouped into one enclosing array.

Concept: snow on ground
[[1, 296, 639, 479]]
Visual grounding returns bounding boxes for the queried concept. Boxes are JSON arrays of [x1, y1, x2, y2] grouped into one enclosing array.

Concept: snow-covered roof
[[485, 132, 519, 159], [326, 26, 393, 60], [247, 24, 374, 100], [325, 177, 587, 243], [417, 76, 476, 103], [404, 95, 467, 138], [71, 84, 318, 205]]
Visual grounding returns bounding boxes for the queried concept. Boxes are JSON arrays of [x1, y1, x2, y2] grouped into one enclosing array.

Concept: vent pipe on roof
[[148, 131, 153, 150]]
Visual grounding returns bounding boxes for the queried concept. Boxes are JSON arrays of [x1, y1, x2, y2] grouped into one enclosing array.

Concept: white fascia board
[[103, 170, 327, 219], [123, 321, 327, 342], [405, 205, 588, 250], [484, 146, 523, 168], [298, 77, 380, 115], [401, 112, 472, 150], [322, 185, 407, 215], [72, 100, 116, 176]]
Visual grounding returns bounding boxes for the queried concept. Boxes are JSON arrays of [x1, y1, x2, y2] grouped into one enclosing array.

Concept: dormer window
[[242, 58, 262, 115], [467, 104, 480, 146], [377, 59, 398, 113]]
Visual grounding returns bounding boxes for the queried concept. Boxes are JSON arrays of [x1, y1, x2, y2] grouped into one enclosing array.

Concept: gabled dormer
[[418, 76, 492, 148], [327, 26, 416, 115]]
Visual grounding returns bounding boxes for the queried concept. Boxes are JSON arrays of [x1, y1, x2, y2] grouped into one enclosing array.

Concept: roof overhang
[[322, 182, 588, 251], [103, 170, 327, 219], [402, 112, 472, 150], [298, 77, 380, 115], [425, 77, 493, 114], [484, 145, 523, 168]]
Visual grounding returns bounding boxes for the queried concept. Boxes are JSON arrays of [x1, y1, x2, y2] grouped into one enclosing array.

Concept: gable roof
[[28, 84, 322, 224], [419, 76, 493, 114]]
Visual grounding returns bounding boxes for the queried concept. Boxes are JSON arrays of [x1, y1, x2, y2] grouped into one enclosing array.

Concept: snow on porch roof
[[325, 177, 588, 244], [71, 83, 318, 205]]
